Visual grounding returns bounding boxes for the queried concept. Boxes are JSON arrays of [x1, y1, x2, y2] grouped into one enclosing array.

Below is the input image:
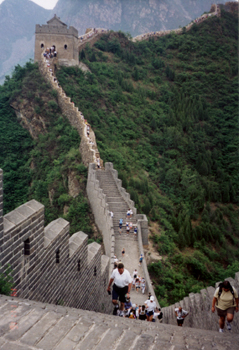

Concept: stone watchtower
[[34, 14, 79, 66]]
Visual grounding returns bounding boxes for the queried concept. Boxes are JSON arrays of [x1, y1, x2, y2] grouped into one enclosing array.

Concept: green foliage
[[0, 265, 13, 295]]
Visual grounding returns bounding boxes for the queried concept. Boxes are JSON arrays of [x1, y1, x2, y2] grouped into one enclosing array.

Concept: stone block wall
[[162, 272, 239, 334], [86, 163, 114, 266], [0, 169, 111, 314], [38, 55, 101, 168]]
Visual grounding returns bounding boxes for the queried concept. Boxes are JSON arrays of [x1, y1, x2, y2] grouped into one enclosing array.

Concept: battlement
[[35, 24, 78, 38], [0, 169, 111, 314]]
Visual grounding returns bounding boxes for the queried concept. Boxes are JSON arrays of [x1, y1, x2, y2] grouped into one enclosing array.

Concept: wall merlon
[[69, 231, 87, 257], [44, 218, 69, 248], [87, 242, 101, 264], [101, 255, 110, 275]]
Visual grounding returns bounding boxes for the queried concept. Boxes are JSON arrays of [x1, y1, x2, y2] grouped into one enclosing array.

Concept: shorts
[[139, 314, 146, 321], [216, 307, 235, 317], [177, 319, 184, 325], [112, 284, 128, 303], [146, 310, 154, 317], [119, 224, 122, 229]]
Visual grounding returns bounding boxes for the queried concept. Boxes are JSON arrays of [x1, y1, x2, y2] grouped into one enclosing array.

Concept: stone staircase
[[96, 169, 147, 306], [0, 294, 238, 350], [96, 170, 137, 241], [162, 273, 239, 335]]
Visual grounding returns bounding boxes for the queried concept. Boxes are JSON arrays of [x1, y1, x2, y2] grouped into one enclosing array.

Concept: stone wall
[[132, 4, 219, 42], [162, 273, 239, 334], [38, 54, 102, 168], [0, 169, 111, 314], [86, 163, 114, 272]]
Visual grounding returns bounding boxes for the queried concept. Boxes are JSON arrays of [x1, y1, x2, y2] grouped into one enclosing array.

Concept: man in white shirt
[[107, 263, 132, 316], [145, 296, 157, 321], [175, 307, 188, 326]]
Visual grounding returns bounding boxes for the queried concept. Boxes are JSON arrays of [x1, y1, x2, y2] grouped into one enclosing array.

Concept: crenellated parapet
[[0, 169, 111, 314]]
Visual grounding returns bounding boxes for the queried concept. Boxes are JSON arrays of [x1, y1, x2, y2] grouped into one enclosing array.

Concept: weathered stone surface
[[0, 295, 238, 350]]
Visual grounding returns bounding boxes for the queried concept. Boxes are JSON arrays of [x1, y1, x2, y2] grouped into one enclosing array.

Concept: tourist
[[138, 305, 147, 320], [134, 226, 138, 236], [129, 222, 133, 232], [135, 278, 140, 293], [119, 218, 123, 234], [145, 296, 157, 322], [139, 253, 143, 266], [107, 263, 132, 317], [212, 280, 238, 332], [141, 277, 146, 294], [122, 247, 125, 257], [175, 307, 188, 327]]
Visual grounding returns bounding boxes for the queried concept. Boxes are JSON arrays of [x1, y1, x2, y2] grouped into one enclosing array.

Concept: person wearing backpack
[[211, 280, 238, 332]]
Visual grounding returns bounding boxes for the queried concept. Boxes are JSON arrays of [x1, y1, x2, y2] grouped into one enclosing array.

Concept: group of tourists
[[107, 262, 163, 322], [118, 209, 138, 235], [107, 262, 238, 330], [43, 46, 57, 59]]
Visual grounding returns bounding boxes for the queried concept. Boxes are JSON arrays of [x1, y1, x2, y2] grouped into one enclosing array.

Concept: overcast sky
[[0, 0, 58, 9]]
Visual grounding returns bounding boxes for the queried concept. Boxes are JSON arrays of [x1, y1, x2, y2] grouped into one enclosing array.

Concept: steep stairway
[[96, 169, 147, 306], [0, 294, 238, 350]]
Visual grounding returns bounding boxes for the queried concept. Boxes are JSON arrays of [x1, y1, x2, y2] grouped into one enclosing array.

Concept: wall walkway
[[0, 294, 238, 349], [38, 53, 102, 168], [87, 162, 159, 307]]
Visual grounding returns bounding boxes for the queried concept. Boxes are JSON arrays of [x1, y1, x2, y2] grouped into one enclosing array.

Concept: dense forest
[[0, 63, 97, 241], [0, 9, 238, 303]]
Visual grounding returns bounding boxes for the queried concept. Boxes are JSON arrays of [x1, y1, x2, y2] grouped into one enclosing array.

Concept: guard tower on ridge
[[34, 14, 79, 67]]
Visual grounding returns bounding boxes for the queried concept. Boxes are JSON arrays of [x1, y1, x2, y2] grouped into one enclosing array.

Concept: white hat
[[150, 296, 154, 301], [132, 304, 136, 308]]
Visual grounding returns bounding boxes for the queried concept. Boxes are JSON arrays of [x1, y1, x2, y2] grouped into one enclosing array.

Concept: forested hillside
[[56, 9, 239, 305], [0, 63, 96, 240]]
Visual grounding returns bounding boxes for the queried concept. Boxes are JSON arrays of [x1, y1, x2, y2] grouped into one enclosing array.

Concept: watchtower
[[34, 14, 79, 66]]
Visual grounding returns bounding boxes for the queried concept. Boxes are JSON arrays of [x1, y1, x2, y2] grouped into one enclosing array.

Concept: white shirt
[[145, 299, 156, 312], [111, 268, 132, 288], [175, 308, 188, 320]]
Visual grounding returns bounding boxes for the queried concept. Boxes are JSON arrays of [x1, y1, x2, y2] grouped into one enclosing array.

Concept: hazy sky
[[0, 0, 58, 9]]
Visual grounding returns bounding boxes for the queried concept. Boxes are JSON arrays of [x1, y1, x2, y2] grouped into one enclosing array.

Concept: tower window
[[41, 43, 44, 48], [56, 249, 60, 264], [24, 238, 30, 256], [64, 44, 67, 50], [77, 260, 81, 271], [94, 266, 97, 276]]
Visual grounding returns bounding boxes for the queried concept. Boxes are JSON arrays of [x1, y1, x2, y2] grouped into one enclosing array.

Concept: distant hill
[[0, 0, 50, 83], [52, 0, 229, 36]]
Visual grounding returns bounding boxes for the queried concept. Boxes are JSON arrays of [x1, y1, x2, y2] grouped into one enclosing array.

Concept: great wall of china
[[0, 4, 238, 347]]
